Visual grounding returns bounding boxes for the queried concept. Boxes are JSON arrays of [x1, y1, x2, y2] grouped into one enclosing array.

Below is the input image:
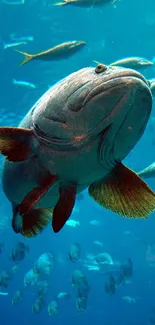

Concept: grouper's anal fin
[[12, 173, 57, 237], [12, 206, 53, 238], [52, 184, 77, 233], [0, 127, 34, 161]]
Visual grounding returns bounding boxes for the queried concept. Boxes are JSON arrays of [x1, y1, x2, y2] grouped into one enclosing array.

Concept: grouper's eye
[[95, 64, 107, 74]]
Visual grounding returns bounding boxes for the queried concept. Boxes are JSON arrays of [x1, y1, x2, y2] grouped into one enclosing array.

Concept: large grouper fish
[[0, 63, 155, 238]]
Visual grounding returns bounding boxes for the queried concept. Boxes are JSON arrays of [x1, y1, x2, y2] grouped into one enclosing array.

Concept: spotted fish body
[[0, 64, 155, 237]]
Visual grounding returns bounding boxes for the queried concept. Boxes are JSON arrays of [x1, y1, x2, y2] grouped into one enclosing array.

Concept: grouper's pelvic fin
[[12, 173, 57, 238], [89, 162, 155, 219], [0, 127, 34, 161], [15, 49, 35, 66], [12, 179, 76, 237], [52, 184, 77, 233]]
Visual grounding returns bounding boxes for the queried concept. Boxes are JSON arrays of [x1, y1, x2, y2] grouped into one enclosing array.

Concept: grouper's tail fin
[[15, 49, 35, 67]]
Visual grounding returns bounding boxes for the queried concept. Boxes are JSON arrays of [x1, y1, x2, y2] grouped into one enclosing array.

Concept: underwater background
[[0, 0, 155, 324]]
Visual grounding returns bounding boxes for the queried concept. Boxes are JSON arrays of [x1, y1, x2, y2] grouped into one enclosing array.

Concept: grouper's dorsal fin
[[52, 184, 77, 233], [89, 163, 155, 219], [0, 127, 33, 161]]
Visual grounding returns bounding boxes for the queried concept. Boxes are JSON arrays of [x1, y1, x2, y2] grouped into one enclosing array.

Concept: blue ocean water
[[0, 0, 155, 324]]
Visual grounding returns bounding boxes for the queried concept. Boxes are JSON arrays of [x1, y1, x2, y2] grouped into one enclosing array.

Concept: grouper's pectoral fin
[[89, 163, 155, 219], [0, 127, 33, 161], [12, 173, 57, 237], [52, 184, 77, 233]]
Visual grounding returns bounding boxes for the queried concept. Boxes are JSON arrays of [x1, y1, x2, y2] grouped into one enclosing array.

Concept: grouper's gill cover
[[0, 64, 154, 238]]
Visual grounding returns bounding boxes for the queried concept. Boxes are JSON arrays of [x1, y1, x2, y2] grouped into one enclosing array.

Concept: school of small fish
[[0, 239, 134, 314]]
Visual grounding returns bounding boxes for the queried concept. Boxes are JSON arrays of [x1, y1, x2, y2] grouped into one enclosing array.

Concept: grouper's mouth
[[33, 70, 151, 151], [33, 122, 97, 150]]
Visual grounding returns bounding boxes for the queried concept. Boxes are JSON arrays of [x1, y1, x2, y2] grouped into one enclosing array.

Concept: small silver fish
[[90, 220, 101, 226], [0, 292, 8, 296], [110, 57, 153, 69], [93, 240, 103, 247], [66, 219, 80, 227], [84, 264, 100, 271], [93, 57, 153, 70], [54, 0, 117, 8], [122, 296, 138, 303], [15, 40, 86, 66], [138, 162, 155, 179], [3, 41, 27, 49], [57, 292, 70, 299], [10, 34, 34, 42], [12, 79, 36, 89]]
